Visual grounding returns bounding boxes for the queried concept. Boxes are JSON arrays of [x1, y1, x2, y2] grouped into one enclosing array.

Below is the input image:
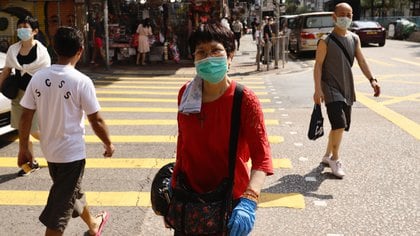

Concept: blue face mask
[[17, 28, 32, 41], [195, 56, 228, 84]]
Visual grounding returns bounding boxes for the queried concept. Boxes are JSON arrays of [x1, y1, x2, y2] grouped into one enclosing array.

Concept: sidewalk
[[79, 34, 301, 77]]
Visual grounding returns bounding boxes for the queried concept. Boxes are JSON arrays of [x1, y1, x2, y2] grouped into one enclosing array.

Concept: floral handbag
[[165, 174, 231, 235]]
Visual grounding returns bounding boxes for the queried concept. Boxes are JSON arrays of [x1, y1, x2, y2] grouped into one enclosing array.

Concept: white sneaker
[[321, 156, 330, 165], [328, 159, 345, 178]]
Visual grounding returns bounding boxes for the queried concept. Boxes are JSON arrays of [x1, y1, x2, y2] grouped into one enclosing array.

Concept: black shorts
[[326, 101, 352, 131], [39, 159, 87, 232]]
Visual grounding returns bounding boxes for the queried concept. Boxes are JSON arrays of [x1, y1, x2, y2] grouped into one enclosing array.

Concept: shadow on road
[[262, 163, 339, 200], [0, 172, 19, 184]]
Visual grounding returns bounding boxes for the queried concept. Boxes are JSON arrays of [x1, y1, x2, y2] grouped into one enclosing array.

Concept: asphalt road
[[0, 36, 418, 236]]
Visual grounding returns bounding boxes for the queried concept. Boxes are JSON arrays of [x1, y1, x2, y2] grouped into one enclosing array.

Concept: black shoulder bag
[[329, 34, 354, 66], [164, 83, 243, 235], [1, 74, 19, 99]]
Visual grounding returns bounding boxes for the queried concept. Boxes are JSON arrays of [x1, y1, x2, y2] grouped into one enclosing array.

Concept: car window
[[304, 16, 334, 28], [288, 18, 296, 27], [354, 21, 380, 28]]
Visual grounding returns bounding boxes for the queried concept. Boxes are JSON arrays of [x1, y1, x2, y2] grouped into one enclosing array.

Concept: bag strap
[[329, 34, 353, 66], [225, 83, 243, 214]]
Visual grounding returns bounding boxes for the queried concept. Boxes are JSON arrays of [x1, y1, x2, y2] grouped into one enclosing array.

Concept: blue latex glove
[[228, 197, 257, 236]]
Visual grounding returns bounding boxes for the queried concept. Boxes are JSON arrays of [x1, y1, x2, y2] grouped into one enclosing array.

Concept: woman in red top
[[172, 22, 273, 236]]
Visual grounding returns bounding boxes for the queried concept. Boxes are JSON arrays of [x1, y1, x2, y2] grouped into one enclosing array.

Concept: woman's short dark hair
[[53, 26, 84, 57], [189, 22, 235, 55], [17, 16, 39, 30]]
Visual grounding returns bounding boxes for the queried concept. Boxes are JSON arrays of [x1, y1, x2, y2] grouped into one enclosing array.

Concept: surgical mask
[[17, 28, 32, 41], [195, 56, 228, 84], [335, 17, 352, 30]]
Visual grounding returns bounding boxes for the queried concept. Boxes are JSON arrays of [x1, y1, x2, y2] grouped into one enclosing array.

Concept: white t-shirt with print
[[20, 64, 100, 163]]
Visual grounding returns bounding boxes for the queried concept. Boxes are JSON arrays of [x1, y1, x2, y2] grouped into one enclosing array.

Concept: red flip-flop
[[95, 211, 110, 236]]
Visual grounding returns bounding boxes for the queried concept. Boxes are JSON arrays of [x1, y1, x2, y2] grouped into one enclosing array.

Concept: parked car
[[387, 18, 417, 40], [349, 21, 386, 47], [0, 51, 14, 135], [288, 12, 334, 54]]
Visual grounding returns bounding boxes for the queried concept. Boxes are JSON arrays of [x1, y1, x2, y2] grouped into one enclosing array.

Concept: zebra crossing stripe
[[97, 97, 271, 103], [100, 107, 276, 113], [83, 119, 279, 126], [95, 90, 268, 96], [83, 135, 283, 143], [94, 80, 265, 85], [0, 190, 304, 208], [95, 85, 267, 89], [0, 158, 291, 169]]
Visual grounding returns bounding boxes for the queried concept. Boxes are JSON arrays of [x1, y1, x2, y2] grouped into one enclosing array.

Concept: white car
[[0, 51, 14, 135], [288, 12, 334, 54]]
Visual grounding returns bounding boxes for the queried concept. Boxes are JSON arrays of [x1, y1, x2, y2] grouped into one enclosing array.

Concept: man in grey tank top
[[312, 3, 381, 178]]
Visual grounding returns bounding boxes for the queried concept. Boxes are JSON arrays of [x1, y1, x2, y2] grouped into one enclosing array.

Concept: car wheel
[[378, 41, 385, 47]]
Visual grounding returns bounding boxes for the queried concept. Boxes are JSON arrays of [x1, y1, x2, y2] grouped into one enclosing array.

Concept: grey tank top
[[321, 31, 358, 106]]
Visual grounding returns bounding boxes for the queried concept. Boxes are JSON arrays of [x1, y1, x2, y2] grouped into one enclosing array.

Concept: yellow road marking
[[101, 107, 178, 112], [84, 135, 283, 143], [0, 190, 304, 208], [95, 85, 267, 90], [356, 92, 420, 140], [84, 119, 279, 126], [374, 74, 420, 79], [98, 119, 177, 125], [97, 97, 271, 103], [391, 58, 420, 67], [100, 107, 276, 113], [95, 80, 265, 85], [95, 90, 268, 96], [0, 157, 291, 169], [379, 93, 420, 105], [100, 77, 263, 81], [16, 135, 283, 143], [259, 193, 305, 208], [366, 58, 394, 67]]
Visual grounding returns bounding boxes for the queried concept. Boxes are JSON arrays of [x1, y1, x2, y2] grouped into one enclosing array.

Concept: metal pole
[[282, 35, 285, 68], [274, 3, 279, 69], [256, 7, 262, 71], [104, 0, 110, 70], [265, 40, 269, 71]]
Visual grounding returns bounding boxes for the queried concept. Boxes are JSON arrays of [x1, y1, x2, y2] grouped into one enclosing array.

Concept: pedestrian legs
[[324, 128, 344, 160]]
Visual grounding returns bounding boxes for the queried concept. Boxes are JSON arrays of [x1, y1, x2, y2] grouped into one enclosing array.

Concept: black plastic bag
[[308, 104, 324, 140]]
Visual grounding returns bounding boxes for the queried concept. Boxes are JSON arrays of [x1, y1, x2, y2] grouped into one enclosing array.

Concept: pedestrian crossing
[[0, 190, 304, 209], [0, 75, 305, 210]]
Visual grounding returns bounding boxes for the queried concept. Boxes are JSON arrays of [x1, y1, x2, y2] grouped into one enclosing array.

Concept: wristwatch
[[369, 77, 378, 84]]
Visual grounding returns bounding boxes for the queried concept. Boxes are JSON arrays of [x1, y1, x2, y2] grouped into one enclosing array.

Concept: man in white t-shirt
[[18, 26, 115, 236]]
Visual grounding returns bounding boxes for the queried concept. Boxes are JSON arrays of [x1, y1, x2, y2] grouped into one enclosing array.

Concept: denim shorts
[[326, 101, 352, 131], [39, 159, 86, 232]]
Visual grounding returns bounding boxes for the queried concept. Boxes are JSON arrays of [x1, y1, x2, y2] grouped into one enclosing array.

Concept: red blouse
[[173, 80, 273, 199]]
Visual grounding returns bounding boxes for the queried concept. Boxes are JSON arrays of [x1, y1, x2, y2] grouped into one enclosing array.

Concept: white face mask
[[17, 28, 33, 41], [335, 17, 352, 30]]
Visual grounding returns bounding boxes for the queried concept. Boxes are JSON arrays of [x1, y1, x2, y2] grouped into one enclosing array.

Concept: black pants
[[234, 32, 241, 50]]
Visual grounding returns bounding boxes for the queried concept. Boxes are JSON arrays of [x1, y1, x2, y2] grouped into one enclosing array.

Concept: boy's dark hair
[[53, 26, 84, 57], [189, 22, 235, 55], [17, 16, 39, 30]]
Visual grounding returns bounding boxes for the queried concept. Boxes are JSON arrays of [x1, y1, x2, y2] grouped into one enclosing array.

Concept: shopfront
[[86, 0, 224, 64]]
